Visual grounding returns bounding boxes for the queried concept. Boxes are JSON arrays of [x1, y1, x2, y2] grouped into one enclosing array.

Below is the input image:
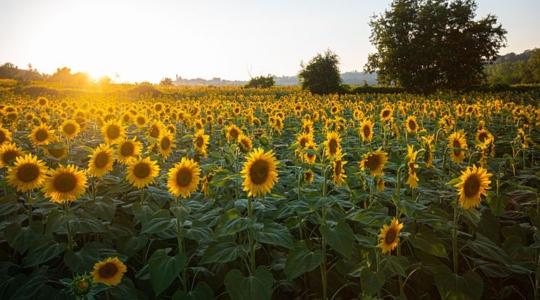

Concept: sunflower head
[[454, 165, 492, 209], [61, 120, 81, 140], [359, 119, 374, 142], [448, 131, 468, 163], [87, 144, 114, 177], [117, 138, 142, 163], [167, 157, 201, 198], [404, 115, 418, 134], [378, 218, 404, 254], [7, 154, 48, 192], [238, 134, 253, 153], [226, 124, 242, 143], [304, 169, 314, 184], [92, 257, 127, 286], [241, 148, 279, 197], [158, 132, 175, 158], [193, 130, 210, 157], [0, 127, 12, 146], [332, 153, 347, 186], [102, 120, 125, 144], [43, 165, 87, 203], [360, 149, 388, 177], [126, 157, 160, 189], [0, 142, 24, 168], [30, 123, 55, 146], [324, 131, 341, 159], [45, 143, 68, 160]]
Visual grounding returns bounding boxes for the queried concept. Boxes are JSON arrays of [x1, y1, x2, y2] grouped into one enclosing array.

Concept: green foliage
[[366, 0, 507, 93], [299, 50, 342, 94], [245, 75, 274, 88], [486, 49, 540, 85]]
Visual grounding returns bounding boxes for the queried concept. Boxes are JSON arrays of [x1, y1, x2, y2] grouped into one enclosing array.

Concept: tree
[[160, 77, 174, 86], [245, 75, 275, 88], [365, 0, 506, 93], [299, 50, 342, 94]]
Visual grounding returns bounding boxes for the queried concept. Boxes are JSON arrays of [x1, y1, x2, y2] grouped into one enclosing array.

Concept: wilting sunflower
[[238, 134, 253, 153], [126, 157, 160, 189], [324, 131, 341, 159], [60, 119, 80, 140], [359, 149, 388, 177], [378, 218, 404, 254], [157, 132, 175, 158], [92, 257, 127, 286], [226, 124, 242, 143], [359, 119, 374, 143], [102, 120, 125, 144], [448, 131, 468, 163], [0, 126, 12, 146], [117, 138, 142, 163], [332, 153, 347, 186], [404, 115, 419, 135], [7, 154, 48, 192], [30, 123, 54, 146], [167, 157, 201, 198], [87, 144, 114, 177], [241, 148, 279, 197], [454, 165, 492, 209], [43, 165, 87, 203], [193, 130, 210, 157], [0, 142, 23, 168]]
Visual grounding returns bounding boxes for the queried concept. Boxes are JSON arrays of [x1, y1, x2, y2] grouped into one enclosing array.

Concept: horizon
[[1, 0, 540, 83]]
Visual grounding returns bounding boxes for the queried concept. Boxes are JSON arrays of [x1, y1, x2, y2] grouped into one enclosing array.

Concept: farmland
[[0, 87, 538, 299]]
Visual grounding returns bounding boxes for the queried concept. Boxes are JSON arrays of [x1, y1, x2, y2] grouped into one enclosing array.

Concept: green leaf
[[360, 268, 385, 296], [410, 229, 448, 258], [254, 222, 293, 249], [320, 221, 355, 258], [382, 255, 409, 278], [433, 266, 483, 300], [224, 267, 274, 300], [148, 248, 188, 296], [200, 242, 240, 264], [284, 240, 322, 280], [172, 282, 214, 300], [142, 212, 175, 235], [23, 240, 66, 267], [64, 242, 101, 273]]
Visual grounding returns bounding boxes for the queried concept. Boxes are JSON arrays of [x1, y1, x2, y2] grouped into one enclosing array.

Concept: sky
[[1, 0, 539, 83]]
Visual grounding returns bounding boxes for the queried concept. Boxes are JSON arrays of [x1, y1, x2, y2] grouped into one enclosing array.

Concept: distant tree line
[[245, 75, 275, 88], [0, 63, 95, 86], [485, 49, 540, 85]]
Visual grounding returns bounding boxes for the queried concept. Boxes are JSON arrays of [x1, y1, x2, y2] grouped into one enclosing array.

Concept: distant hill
[[485, 48, 540, 85], [493, 49, 537, 64]]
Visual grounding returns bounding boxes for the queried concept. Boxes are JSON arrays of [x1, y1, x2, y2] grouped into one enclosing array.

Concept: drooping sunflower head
[[30, 123, 55, 146], [296, 132, 313, 150], [241, 148, 279, 197], [359, 119, 374, 142], [0, 142, 23, 168], [378, 218, 404, 254], [102, 120, 125, 144], [360, 149, 388, 177], [126, 157, 160, 189], [7, 154, 48, 192], [157, 132, 175, 158], [324, 131, 341, 159], [448, 131, 468, 163], [454, 165, 492, 209], [87, 144, 115, 177], [61, 119, 80, 140], [167, 157, 201, 198], [43, 165, 87, 203], [92, 257, 127, 286], [238, 134, 253, 153]]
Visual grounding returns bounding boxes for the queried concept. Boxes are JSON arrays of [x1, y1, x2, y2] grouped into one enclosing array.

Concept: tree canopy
[[365, 0, 506, 93], [245, 75, 275, 88], [299, 50, 341, 94]]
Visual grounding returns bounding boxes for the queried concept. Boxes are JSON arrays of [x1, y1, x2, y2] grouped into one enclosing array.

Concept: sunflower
[[102, 120, 125, 144], [43, 165, 87, 203], [376, 176, 385, 192], [404, 115, 419, 134], [332, 153, 347, 186], [117, 138, 142, 163], [0, 126, 12, 146], [241, 148, 279, 197], [193, 130, 210, 157], [238, 134, 253, 153], [454, 165, 492, 209], [324, 131, 341, 159], [126, 157, 160, 189], [157, 132, 175, 158], [359, 149, 388, 176], [135, 114, 148, 128], [303, 141, 317, 164], [7, 154, 48, 192], [380, 106, 393, 122], [296, 132, 313, 150], [30, 123, 54, 146], [87, 144, 114, 177], [148, 121, 164, 140], [359, 119, 374, 143], [0, 142, 23, 168], [92, 257, 127, 286], [475, 129, 493, 146], [304, 169, 314, 184], [448, 131, 468, 163], [167, 157, 201, 198], [421, 135, 435, 168], [45, 143, 68, 160], [378, 218, 404, 254], [60, 119, 80, 140], [226, 124, 241, 143]]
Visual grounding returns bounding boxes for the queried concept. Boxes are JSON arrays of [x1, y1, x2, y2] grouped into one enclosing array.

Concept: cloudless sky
[[1, 0, 539, 82]]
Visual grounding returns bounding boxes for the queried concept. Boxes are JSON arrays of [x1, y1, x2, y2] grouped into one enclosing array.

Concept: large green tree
[[299, 50, 341, 94], [365, 0, 506, 93]]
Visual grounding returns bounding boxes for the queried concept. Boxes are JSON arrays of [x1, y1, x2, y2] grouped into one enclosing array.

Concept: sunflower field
[[0, 89, 539, 299]]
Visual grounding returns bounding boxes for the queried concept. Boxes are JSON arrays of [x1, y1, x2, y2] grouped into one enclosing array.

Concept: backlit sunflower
[[241, 148, 279, 197], [378, 218, 404, 254], [92, 257, 127, 286], [87, 144, 114, 177], [0, 142, 23, 168], [7, 154, 48, 192], [404, 115, 419, 135], [157, 132, 175, 158], [359, 149, 388, 176], [102, 120, 125, 144], [60, 119, 80, 140], [167, 157, 200, 198], [359, 119, 374, 143], [454, 165, 492, 209], [226, 124, 241, 143], [448, 131, 467, 163], [30, 123, 54, 146], [117, 138, 142, 163], [126, 157, 160, 189], [43, 165, 87, 203], [193, 130, 210, 157], [0, 126, 12, 146], [324, 131, 341, 159]]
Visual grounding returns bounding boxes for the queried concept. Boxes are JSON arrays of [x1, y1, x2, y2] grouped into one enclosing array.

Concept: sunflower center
[[385, 228, 397, 244], [106, 125, 120, 139], [63, 123, 76, 135], [366, 154, 381, 171], [120, 142, 134, 156], [3, 150, 19, 165], [334, 160, 342, 176], [98, 262, 118, 279], [382, 110, 390, 118], [175, 168, 193, 187], [94, 152, 110, 168], [453, 139, 461, 156], [478, 132, 487, 142], [160, 137, 171, 150], [17, 163, 40, 182], [48, 147, 66, 158], [196, 136, 204, 147], [35, 129, 48, 142], [363, 125, 371, 138], [150, 126, 160, 138], [249, 159, 269, 185], [0, 131, 5, 143], [133, 163, 151, 179], [137, 117, 145, 125], [463, 174, 481, 198], [230, 129, 239, 140], [408, 120, 417, 131], [328, 139, 338, 154], [53, 173, 77, 193]]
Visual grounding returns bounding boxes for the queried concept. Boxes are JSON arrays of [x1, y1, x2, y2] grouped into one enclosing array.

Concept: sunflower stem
[[247, 196, 256, 274], [452, 197, 460, 274], [64, 202, 74, 251], [175, 197, 188, 291], [26, 191, 33, 227], [320, 164, 328, 300]]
